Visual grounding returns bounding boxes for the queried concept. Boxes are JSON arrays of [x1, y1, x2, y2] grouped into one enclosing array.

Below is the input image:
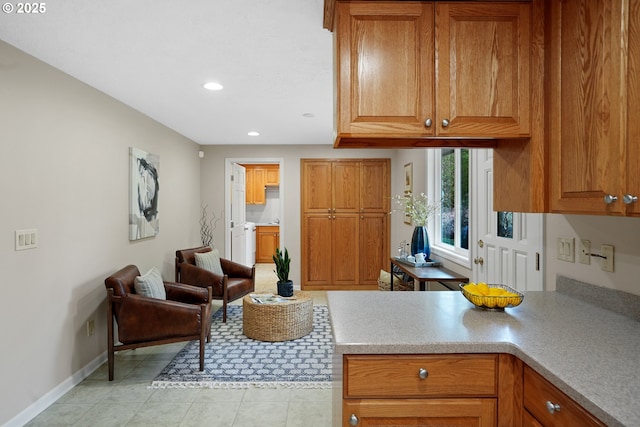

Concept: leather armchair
[[104, 265, 212, 381], [175, 246, 255, 322]]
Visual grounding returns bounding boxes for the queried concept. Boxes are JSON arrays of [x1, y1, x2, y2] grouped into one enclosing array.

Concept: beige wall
[[0, 41, 202, 425], [544, 214, 640, 295]]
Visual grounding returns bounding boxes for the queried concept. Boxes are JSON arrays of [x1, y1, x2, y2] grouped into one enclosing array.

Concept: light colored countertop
[[326, 290, 640, 427]]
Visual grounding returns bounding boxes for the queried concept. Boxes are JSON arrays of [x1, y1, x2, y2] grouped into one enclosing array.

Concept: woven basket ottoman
[[242, 291, 313, 342]]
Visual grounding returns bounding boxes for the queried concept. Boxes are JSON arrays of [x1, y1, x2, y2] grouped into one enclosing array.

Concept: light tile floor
[[25, 264, 332, 427]]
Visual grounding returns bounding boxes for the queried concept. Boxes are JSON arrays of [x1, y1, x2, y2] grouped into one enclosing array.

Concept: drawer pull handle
[[546, 400, 561, 414], [349, 414, 359, 426], [418, 368, 429, 379]]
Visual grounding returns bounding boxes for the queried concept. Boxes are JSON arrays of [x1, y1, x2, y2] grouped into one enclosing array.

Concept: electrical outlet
[[600, 245, 614, 272], [579, 240, 591, 265], [557, 237, 575, 262], [86, 319, 95, 336]]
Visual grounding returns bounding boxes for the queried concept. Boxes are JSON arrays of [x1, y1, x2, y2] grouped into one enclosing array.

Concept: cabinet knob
[[604, 194, 618, 204], [623, 194, 638, 204], [418, 368, 429, 379], [442, 119, 450, 128], [546, 401, 561, 414], [474, 257, 484, 266], [425, 118, 432, 128], [349, 414, 359, 426]]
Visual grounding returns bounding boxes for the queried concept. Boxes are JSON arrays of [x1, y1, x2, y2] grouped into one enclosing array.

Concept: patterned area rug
[[151, 304, 333, 389]]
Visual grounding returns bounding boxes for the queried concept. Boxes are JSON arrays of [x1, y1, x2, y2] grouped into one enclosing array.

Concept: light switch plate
[[15, 229, 38, 251], [557, 237, 575, 262]]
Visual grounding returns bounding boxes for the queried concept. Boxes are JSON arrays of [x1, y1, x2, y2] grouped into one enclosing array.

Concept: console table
[[390, 258, 469, 291]]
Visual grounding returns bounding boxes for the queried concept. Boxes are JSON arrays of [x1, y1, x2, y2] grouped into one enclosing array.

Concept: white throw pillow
[[195, 248, 224, 275], [134, 267, 166, 300]]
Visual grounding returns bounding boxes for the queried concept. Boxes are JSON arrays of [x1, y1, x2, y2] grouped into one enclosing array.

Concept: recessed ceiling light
[[302, 112, 315, 118], [203, 82, 223, 91], [248, 131, 260, 136]]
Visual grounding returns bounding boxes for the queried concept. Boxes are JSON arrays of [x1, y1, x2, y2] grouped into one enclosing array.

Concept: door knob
[[474, 257, 484, 265]]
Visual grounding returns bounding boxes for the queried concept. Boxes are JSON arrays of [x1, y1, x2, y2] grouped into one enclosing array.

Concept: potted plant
[[391, 193, 440, 259], [273, 247, 294, 297]]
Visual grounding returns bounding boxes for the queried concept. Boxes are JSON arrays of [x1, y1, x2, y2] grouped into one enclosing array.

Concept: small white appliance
[[244, 222, 256, 267]]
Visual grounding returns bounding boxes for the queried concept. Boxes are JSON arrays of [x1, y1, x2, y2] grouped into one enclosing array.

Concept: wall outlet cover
[[600, 244, 614, 272], [579, 240, 591, 265]]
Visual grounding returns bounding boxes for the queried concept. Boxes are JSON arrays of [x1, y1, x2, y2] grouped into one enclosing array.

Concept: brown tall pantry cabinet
[[301, 159, 390, 290]]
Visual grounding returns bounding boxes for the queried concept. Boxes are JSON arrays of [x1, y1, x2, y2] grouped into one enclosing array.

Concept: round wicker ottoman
[[242, 291, 313, 342]]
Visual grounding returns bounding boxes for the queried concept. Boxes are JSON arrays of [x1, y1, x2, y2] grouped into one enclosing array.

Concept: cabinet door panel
[[332, 215, 359, 285], [337, 2, 434, 136], [256, 226, 279, 263], [343, 398, 496, 427], [302, 215, 333, 285], [252, 168, 266, 204], [549, 0, 625, 214], [359, 160, 390, 212], [627, 0, 640, 216], [436, 3, 530, 137], [333, 161, 359, 212], [265, 166, 279, 186], [302, 161, 332, 212], [359, 214, 388, 285]]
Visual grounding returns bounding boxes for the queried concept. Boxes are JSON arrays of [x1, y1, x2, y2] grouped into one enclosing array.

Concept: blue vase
[[410, 226, 430, 260]]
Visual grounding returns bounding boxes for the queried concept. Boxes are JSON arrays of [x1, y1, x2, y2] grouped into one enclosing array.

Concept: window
[[427, 149, 470, 265]]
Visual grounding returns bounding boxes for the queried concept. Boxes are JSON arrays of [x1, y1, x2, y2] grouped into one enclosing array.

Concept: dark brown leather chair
[[175, 246, 255, 322], [104, 265, 212, 381]]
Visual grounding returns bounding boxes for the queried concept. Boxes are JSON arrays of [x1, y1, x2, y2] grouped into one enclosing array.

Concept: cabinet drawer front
[[345, 354, 497, 398], [343, 398, 496, 427], [523, 366, 605, 427]]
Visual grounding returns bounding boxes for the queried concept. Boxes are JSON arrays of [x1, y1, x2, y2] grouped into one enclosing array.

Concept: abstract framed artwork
[[404, 162, 413, 224], [129, 147, 159, 240], [404, 162, 413, 193]]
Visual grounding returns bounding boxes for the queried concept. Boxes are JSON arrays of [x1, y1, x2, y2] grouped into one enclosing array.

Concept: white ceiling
[[0, 0, 334, 146]]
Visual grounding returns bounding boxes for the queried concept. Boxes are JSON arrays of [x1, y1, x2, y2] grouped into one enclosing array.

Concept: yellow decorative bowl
[[458, 283, 524, 311]]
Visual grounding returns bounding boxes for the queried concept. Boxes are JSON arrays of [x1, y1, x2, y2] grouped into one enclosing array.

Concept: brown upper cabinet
[[242, 164, 279, 205], [547, 0, 640, 216], [326, 1, 532, 148]]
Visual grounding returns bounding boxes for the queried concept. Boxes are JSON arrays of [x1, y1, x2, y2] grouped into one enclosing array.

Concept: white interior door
[[473, 149, 543, 291], [230, 163, 246, 264]]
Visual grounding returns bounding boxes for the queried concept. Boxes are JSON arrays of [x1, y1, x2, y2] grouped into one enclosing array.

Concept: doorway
[[224, 158, 284, 264], [472, 149, 543, 291]]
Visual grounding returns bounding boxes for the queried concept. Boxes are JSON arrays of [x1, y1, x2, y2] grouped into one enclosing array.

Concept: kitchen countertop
[[327, 290, 640, 427]]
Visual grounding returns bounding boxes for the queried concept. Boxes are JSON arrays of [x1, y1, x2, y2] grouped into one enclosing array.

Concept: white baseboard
[[3, 351, 107, 427]]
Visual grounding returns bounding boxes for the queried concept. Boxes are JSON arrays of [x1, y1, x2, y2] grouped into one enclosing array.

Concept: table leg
[[390, 260, 394, 291]]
